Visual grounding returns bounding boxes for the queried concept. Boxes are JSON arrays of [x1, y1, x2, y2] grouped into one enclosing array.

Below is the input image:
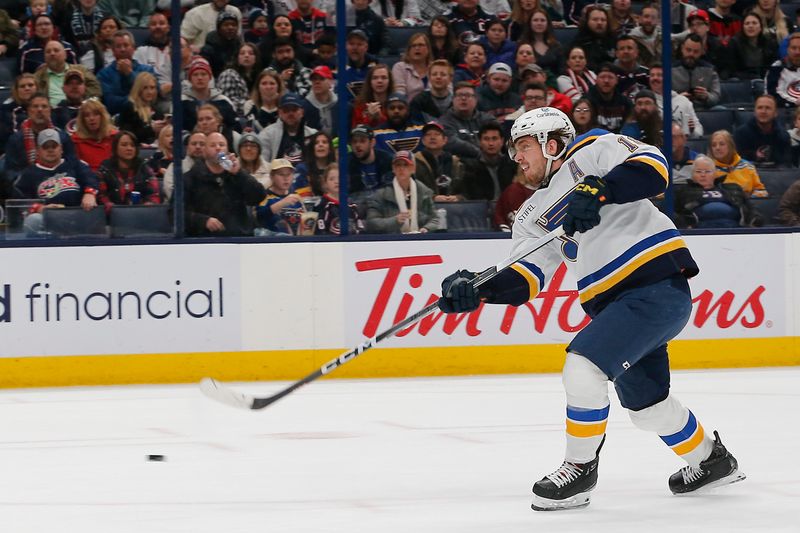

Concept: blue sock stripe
[[566, 404, 610, 422], [660, 411, 698, 447]]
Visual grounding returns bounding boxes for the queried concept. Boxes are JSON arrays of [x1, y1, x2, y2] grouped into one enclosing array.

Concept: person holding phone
[[672, 34, 721, 109]]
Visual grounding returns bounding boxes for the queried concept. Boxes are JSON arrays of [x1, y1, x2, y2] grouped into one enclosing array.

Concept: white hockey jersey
[[488, 129, 698, 317]]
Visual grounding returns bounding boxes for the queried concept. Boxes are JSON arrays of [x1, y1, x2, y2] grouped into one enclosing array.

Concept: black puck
[[147, 454, 166, 461]]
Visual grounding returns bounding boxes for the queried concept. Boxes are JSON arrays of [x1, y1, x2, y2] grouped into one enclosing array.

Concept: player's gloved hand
[[438, 270, 481, 313], [563, 176, 612, 236]]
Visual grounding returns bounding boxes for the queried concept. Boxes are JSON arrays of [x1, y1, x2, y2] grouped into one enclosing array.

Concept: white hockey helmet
[[508, 107, 576, 161]]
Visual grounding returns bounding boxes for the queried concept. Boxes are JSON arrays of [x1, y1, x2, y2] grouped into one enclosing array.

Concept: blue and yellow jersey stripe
[[660, 411, 706, 456], [565, 128, 610, 160], [625, 152, 669, 186], [510, 260, 545, 301], [566, 404, 609, 438]]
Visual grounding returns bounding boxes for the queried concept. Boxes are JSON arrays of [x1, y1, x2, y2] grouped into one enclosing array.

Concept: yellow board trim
[[579, 239, 687, 303], [511, 263, 541, 301], [566, 419, 608, 437], [0, 337, 796, 389], [672, 425, 706, 456], [627, 154, 669, 185]]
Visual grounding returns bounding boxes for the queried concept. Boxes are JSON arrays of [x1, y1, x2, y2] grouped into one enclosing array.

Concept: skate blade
[[674, 469, 747, 496], [531, 491, 592, 511]]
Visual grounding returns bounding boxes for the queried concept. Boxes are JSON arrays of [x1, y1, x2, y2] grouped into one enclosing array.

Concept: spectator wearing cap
[[256, 158, 306, 234], [414, 121, 464, 202], [707, 0, 741, 47], [570, 5, 616, 73], [288, 0, 329, 50], [766, 32, 800, 108], [34, 40, 100, 107], [258, 92, 318, 163], [734, 94, 792, 168], [97, 30, 158, 116], [19, 14, 78, 75], [366, 149, 439, 234], [518, 63, 572, 114], [478, 62, 521, 122], [244, 8, 270, 44], [52, 68, 91, 130], [649, 63, 702, 139], [620, 90, 663, 146], [446, 0, 495, 41], [201, 10, 244, 78], [348, 123, 394, 194], [557, 45, 597, 103], [410, 59, 453, 123], [348, 0, 387, 56], [460, 121, 516, 201], [305, 65, 338, 137], [217, 43, 263, 117], [374, 92, 425, 154], [672, 9, 726, 77], [13, 128, 99, 230], [237, 132, 271, 189], [439, 81, 495, 159], [481, 18, 516, 69], [268, 36, 313, 98], [454, 42, 487, 87], [180, 57, 238, 134], [587, 62, 632, 133], [183, 131, 267, 237], [613, 34, 650, 99], [672, 34, 721, 110], [351, 63, 393, 128], [342, 29, 379, 99], [391, 32, 433, 102], [180, 0, 242, 49]]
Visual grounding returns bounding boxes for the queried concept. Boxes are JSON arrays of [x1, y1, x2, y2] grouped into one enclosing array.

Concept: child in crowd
[[314, 164, 364, 235], [256, 158, 306, 234]]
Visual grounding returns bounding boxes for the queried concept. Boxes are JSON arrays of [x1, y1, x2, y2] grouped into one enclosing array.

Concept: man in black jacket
[[733, 94, 792, 168], [460, 122, 516, 201]]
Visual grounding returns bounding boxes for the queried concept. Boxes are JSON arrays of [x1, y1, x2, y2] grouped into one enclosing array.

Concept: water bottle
[[217, 152, 234, 171]]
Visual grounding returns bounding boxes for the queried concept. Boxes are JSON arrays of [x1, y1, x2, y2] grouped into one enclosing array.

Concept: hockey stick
[[200, 226, 566, 410]]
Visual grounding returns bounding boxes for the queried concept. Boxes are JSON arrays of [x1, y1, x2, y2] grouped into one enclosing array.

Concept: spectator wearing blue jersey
[[96, 30, 157, 116], [374, 92, 425, 154], [347, 124, 394, 194]]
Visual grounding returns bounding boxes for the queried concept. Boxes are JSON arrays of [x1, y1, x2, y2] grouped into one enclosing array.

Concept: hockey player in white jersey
[[438, 107, 745, 511]]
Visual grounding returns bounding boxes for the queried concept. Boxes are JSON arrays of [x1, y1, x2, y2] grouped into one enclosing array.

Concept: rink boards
[[0, 233, 797, 387]]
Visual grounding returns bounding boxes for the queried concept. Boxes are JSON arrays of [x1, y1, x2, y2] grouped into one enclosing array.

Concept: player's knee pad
[[563, 352, 609, 407], [627, 394, 687, 434]]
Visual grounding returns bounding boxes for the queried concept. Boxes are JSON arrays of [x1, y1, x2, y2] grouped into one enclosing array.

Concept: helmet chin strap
[[539, 139, 567, 187]]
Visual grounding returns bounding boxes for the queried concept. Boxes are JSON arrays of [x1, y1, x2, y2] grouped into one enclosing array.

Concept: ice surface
[[0, 368, 797, 533]]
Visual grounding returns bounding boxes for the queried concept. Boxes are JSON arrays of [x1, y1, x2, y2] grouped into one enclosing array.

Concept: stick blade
[[199, 378, 256, 410]]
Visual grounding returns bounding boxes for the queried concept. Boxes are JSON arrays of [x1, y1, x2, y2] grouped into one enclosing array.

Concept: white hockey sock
[[562, 352, 610, 463]]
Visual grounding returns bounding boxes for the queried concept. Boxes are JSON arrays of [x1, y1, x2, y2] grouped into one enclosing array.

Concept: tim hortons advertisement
[[342, 234, 786, 348]]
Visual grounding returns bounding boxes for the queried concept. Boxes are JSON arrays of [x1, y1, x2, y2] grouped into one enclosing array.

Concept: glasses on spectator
[[574, 107, 591, 112], [454, 92, 475, 99], [525, 95, 546, 102]]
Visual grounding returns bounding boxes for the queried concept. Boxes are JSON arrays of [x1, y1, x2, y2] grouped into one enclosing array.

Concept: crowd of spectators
[[0, 0, 798, 238]]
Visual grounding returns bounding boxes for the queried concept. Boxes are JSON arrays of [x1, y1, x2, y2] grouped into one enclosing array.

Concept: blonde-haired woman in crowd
[[243, 68, 285, 132], [391, 33, 432, 102], [145, 123, 174, 183], [72, 98, 117, 172], [708, 130, 769, 198], [117, 72, 167, 145], [751, 0, 792, 41]]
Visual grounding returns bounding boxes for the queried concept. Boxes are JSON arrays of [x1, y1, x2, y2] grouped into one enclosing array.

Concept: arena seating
[[43, 207, 107, 238], [720, 79, 760, 108], [435, 200, 491, 232], [696, 109, 736, 133], [109, 205, 172, 238]]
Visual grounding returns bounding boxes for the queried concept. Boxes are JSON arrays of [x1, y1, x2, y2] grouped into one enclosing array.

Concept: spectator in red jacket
[[71, 98, 117, 172]]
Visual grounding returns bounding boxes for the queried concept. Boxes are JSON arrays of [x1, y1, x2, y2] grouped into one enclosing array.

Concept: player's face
[[513, 136, 547, 184]]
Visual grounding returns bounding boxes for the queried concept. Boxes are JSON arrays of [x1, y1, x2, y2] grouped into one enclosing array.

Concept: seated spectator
[[351, 64, 393, 128], [620, 90, 663, 146], [520, 8, 564, 80], [375, 0, 423, 27], [613, 34, 650, 98], [391, 33, 432, 102], [0, 8, 20, 59], [671, 121, 698, 184], [161, 37, 195, 96], [6, 93, 77, 178], [519, 63, 572, 114], [342, 29, 379, 99], [629, 3, 661, 67], [557, 46, 597, 104], [440, 82, 495, 159], [454, 42, 487, 87], [97, 30, 158, 116], [672, 34, 721, 110], [163, 131, 206, 202], [707, 0, 741, 47], [34, 41, 100, 107], [13, 128, 98, 233], [244, 8, 269, 45], [777, 179, 800, 226], [79, 14, 120, 75], [366, 150, 439, 234], [180, 57, 237, 134], [348, 124, 394, 194], [447, 0, 494, 41], [71, 98, 117, 172], [294, 131, 335, 195], [194, 103, 240, 156], [766, 32, 800, 107], [608, 0, 637, 37], [52, 68, 90, 131], [180, 0, 241, 49], [0, 74, 38, 149], [788, 106, 800, 166], [728, 12, 779, 80], [413, 121, 464, 202], [97, 131, 160, 213], [673, 154, 761, 229], [587, 63, 632, 133], [570, 97, 599, 135], [20, 14, 78, 74], [673, 9, 727, 77], [63, 0, 104, 56], [649, 62, 702, 139], [478, 63, 521, 122], [752, 0, 792, 42], [237, 132, 271, 189], [131, 12, 169, 85], [460, 122, 516, 201], [217, 43, 262, 117], [268, 37, 312, 98], [256, 158, 305, 234], [312, 33, 338, 73], [97, 0, 153, 28], [145, 124, 173, 185], [734, 94, 792, 168], [258, 15, 312, 68], [512, 43, 535, 92], [257, 93, 318, 163], [508, 0, 538, 41], [183, 131, 266, 237], [374, 93, 424, 154], [305, 65, 337, 137], [493, 167, 537, 231], [314, 164, 365, 235], [570, 5, 616, 72], [201, 11, 243, 78], [288, 0, 329, 51], [243, 69, 285, 133], [481, 18, 516, 69], [709, 129, 769, 197], [346, 0, 385, 56], [117, 72, 168, 146], [504, 82, 548, 133], [409, 60, 452, 123], [427, 15, 461, 66]]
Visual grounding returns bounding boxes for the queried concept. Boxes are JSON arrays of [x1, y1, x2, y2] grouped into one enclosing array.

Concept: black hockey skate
[[531, 436, 605, 511], [669, 430, 746, 495]]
